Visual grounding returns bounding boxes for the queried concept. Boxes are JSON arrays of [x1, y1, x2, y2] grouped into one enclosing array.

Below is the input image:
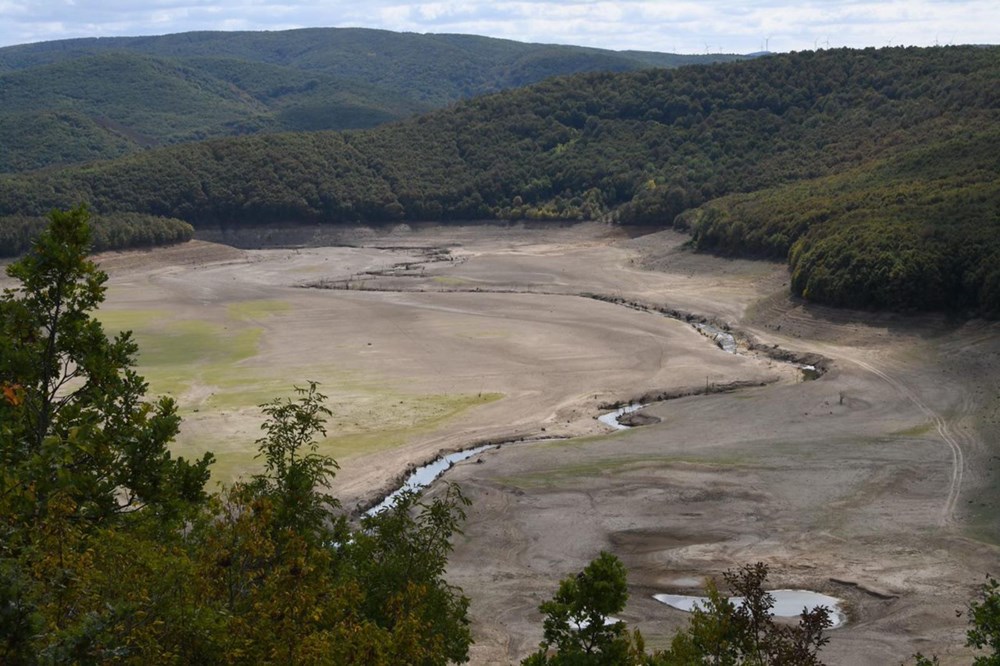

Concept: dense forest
[[682, 129, 1000, 313], [0, 211, 193, 257], [0, 28, 737, 173], [1, 45, 996, 313]]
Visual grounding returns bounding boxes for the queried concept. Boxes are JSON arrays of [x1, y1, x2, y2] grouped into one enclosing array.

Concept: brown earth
[[16, 221, 998, 664]]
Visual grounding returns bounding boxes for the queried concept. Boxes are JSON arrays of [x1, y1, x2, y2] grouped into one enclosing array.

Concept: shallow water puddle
[[654, 590, 847, 628], [799, 364, 821, 380], [597, 403, 645, 430]]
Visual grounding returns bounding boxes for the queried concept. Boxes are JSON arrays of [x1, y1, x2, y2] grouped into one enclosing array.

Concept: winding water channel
[[365, 444, 498, 516], [348, 284, 844, 626], [693, 322, 739, 354], [365, 303, 824, 510]]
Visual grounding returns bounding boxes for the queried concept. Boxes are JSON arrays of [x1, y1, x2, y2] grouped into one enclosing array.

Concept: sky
[[0, 1, 997, 53]]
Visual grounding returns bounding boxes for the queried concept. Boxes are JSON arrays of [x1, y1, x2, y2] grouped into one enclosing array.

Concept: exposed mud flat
[[80, 222, 1000, 665]]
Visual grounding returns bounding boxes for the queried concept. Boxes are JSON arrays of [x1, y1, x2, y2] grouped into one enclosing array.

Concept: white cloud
[[0, 0, 996, 52]]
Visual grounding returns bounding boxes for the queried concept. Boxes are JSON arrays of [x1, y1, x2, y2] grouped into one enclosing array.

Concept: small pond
[[597, 403, 646, 430], [653, 589, 847, 628]]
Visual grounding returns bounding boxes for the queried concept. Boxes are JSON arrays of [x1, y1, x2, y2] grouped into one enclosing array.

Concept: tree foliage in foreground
[[966, 575, 1000, 665], [529, 555, 1000, 666], [0, 207, 472, 664], [914, 574, 1000, 666], [524, 555, 834, 665], [522, 551, 645, 665], [0, 205, 212, 524]]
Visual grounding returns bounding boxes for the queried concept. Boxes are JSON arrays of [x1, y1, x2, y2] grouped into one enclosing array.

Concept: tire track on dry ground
[[837, 354, 967, 526]]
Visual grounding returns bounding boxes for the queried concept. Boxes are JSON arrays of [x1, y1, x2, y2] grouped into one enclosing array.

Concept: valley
[[82, 222, 1000, 664]]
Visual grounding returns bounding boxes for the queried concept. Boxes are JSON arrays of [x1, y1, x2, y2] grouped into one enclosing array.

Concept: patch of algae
[[890, 422, 935, 437], [319, 391, 503, 461], [100, 311, 262, 397], [227, 299, 292, 321]]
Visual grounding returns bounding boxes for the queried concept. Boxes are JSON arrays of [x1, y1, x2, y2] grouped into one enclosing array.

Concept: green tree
[[523, 551, 647, 665], [248, 381, 344, 541], [658, 579, 743, 665], [967, 575, 1000, 665], [524, 557, 834, 666], [914, 574, 1000, 665], [658, 563, 832, 665], [0, 204, 213, 529], [0, 206, 475, 664], [0, 560, 40, 664], [198, 384, 473, 665], [0, 206, 214, 663], [194, 383, 353, 663], [349, 485, 474, 665]]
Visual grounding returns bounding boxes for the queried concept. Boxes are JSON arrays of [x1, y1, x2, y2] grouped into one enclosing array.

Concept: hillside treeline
[[1, 46, 997, 313], [0, 28, 734, 173], [0, 212, 193, 257], [682, 129, 1000, 313]]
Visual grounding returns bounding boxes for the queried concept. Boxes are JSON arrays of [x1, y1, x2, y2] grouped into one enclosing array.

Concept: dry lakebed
[[38, 221, 998, 665]]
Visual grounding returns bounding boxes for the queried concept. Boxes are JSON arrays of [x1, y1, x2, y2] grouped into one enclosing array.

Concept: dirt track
[[88, 222, 1000, 664]]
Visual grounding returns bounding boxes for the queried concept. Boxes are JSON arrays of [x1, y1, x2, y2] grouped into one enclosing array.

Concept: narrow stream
[[365, 444, 498, 516], [365, 294, 827, 508], [693, 322, 739, 354], [694, 322, 818, 376], [334, 274, 842, 636]]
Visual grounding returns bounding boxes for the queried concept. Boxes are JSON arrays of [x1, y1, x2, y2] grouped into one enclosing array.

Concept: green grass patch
[[170, 386, 503, 483], [200, 448, 262, 488], [97, 308, 169, 332], [320, 391, 502, 459], [135, 320, 261, 368], [431, 276, 472, 286], [227, 299, 291, 320], [101, 309, 266, 399], [500, 454, 745, 488], [890, 422, 935, 437], [135, 324, 261, 397], [199, 374, 308, 411], [100, 300, 504, 481]]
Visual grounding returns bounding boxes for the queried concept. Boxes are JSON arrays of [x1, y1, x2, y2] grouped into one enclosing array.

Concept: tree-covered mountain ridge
[[0, 27, 740, 173], [1, 45, 997, 314]]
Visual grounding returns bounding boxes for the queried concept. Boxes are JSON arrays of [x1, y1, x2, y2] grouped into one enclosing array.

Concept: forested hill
[[1, 46, 998, 314], [0, 27, 739, 173]]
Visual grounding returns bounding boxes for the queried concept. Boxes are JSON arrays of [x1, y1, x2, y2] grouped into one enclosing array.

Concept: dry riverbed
[[64, 222, 1000, 664]]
